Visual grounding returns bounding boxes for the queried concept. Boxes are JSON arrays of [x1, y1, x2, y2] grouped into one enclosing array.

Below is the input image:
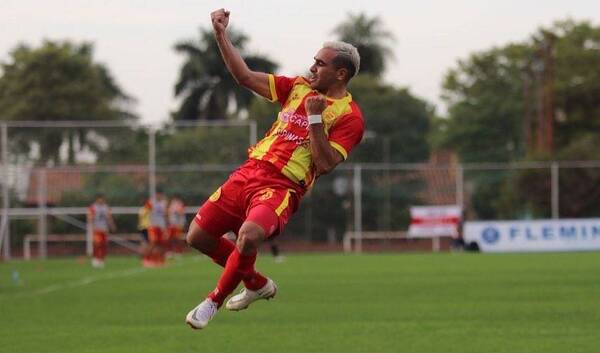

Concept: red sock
[[207, 237, 268, 290], [208, 249, 263, 305], [207, 237, 235, 267]]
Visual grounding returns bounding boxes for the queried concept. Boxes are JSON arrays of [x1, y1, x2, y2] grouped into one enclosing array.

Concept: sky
[[1, 0, 599, 124]]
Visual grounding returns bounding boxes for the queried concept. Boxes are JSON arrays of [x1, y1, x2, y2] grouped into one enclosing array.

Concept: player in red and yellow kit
[[185, 8, 365, 329]]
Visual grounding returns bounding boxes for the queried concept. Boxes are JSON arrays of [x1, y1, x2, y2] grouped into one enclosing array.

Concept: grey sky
[[1, 0, 599, 123]]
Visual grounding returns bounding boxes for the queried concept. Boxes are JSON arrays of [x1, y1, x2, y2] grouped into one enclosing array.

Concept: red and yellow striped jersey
[[248, 75, 364, 188]]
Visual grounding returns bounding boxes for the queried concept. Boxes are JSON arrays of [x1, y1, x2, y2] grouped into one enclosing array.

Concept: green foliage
[[248, 97, 280, 137], [441, 43, 530, 163], [441, 19, 600, 163], [441, 19, 600, 219], [550, 20, 600, 150], [0, 40, 135, 164], [332, 13, 395, 78], [495, 134, 600, 219], [156, 126, 249, 165], [349, 75, 431, 163], [173, 27, 278, 120], [94, 127, 149, 164]]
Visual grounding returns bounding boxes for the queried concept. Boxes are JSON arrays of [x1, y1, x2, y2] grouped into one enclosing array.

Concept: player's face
[[309, 48, 340, 92]]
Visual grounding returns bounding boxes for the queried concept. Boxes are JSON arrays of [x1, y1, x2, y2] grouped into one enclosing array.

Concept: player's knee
[[185, 230, 197, 248], [236, 225, 264, 255], [185, 225, 213, 254]]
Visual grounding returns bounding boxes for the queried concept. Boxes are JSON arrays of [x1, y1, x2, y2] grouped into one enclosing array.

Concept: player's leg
[[186, 201, 268, 329], [224, 204, 280, 310], [92, 231, 105, 268], [186, 200, 240, 265], [99, 232, 108, 263], [207, 214, 271, 306]]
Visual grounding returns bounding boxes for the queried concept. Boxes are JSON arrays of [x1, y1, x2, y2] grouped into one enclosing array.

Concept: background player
[[87, 193, 116, 268]]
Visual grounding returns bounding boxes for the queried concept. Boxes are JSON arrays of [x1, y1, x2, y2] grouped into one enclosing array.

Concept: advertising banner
[[464, 219, 600, 252], [408, 205, 461, 238]]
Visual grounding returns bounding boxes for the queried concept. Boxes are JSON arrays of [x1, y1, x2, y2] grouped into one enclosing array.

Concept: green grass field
[[1, 252, 599, 353]]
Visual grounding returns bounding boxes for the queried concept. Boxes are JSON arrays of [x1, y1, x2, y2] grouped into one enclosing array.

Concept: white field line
[[3, 256, 204, 300]]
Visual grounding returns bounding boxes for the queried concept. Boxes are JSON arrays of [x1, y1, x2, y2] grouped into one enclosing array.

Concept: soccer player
[[143, 190, 169, 267], [185, 8, 364, 329], [167, 194, 187, 255], [87, 193, 116, 268], [137, 197, 151, 262]]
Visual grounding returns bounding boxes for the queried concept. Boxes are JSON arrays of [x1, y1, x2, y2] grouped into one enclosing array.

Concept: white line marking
[[3, 256, 203, 299]]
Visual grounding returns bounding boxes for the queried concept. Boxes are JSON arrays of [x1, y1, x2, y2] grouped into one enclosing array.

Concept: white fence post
[[38, 169, 48, 259]]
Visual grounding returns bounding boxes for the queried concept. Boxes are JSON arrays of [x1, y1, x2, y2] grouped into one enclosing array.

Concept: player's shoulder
[[273, 75, 308, 86], [348, 100, 363, 117], [343, 99, 364, 124], [285, 76, 310, 89]]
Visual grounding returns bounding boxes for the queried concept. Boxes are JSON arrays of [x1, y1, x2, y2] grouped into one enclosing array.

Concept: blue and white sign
[[464, 219, 600, 252]]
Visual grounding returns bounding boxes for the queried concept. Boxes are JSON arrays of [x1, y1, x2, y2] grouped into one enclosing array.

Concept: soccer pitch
[[1, 252, 599, 353]]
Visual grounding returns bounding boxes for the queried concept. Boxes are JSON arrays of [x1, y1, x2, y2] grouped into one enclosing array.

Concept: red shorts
[[148, 227, 167, 245], [168, 226, 183, 240], [194, 159, 304, 238], [93, 231, 107, 245]]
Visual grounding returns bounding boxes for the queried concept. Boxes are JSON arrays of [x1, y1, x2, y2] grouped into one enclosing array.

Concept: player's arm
[[305, 95, 344, 176], [211, 9, 271, 100]]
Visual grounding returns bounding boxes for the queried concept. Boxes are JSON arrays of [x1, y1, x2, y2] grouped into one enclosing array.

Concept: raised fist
[[211, 8, 230, 33], [305, 94, 328, 116]]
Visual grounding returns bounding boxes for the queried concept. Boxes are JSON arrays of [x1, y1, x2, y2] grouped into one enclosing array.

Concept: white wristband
[[308, 114, 322, 125]]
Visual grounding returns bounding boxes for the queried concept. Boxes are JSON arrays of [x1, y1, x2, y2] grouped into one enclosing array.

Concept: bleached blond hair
[[323, 41, 360, 80]]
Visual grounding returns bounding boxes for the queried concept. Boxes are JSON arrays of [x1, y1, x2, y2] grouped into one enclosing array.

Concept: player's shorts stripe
[[329, 141, 348, 160], [275, 189, 292, 216]]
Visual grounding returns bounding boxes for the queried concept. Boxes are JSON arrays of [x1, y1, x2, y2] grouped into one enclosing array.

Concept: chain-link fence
[[1, 122, 600, 258]]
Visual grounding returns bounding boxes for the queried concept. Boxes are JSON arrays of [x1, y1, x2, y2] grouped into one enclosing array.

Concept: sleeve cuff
[[329, 141, 348, 160], [268, 74, 278, 102]]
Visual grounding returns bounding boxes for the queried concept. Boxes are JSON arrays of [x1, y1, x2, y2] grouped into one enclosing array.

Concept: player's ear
[[336, 68, 349, 82]]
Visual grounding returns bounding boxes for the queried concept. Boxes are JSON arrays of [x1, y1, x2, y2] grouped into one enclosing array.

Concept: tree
[[0, 40, 135, 165], [332, 13, 395, 78], [441, 19, 600, 163], [441, 44, 530, 163], [348, 75, 431, 163], [440, 19, 600, 219], [173, 27, 278, 121]]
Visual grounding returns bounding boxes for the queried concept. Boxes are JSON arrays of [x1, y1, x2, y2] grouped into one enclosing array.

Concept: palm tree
[[332, 13, 395, 78], [173, 27, 278, 120]]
